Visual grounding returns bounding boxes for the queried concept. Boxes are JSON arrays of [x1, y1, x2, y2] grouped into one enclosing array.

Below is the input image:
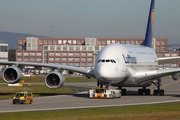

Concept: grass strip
[[0, 102, 180, 120]]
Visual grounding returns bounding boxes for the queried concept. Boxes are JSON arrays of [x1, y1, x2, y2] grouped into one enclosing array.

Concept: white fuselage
[[94, 44, 158, 87]]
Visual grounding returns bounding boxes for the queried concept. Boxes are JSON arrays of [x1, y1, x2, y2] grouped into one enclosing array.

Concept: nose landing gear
[[97, 81, 110, 89]]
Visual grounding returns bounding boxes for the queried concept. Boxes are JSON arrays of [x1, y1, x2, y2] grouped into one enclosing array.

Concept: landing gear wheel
[[159, 90, 164, 96], [138, 89, 143, 95], [145, 89, 150, 95], [122, 89, 126, 95], [153, 90, 158, 95], [152, 78, 165, 96], [138, 88, 150, 95]]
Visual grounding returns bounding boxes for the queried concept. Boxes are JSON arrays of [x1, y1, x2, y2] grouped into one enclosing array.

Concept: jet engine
[[45, 71, 65, 89], [171, 73, 179, 81], [3, 66, 22, 84]]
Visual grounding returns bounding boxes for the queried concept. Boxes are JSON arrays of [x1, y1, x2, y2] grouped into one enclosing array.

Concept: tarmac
[[0, 77, 180, 113]]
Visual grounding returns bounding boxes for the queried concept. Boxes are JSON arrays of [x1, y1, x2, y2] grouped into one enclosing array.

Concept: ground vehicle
[[89, 88, 121, 98], [12, 91, 33, 104]]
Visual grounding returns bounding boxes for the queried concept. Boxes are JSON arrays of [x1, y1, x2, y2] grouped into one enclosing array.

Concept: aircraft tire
[[145, 89, 150, 95], [153, 90, 158, 95], [138, 89, 143, 95], [159, 90, 164, 96]]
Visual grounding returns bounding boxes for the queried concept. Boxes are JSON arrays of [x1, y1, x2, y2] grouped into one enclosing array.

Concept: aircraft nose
[[95, 65, 109, 79]]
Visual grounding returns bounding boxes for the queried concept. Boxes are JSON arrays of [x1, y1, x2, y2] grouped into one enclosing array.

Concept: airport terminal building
[[16, 37, 179, 68]]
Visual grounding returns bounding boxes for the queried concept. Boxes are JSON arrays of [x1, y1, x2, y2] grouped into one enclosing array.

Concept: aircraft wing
[[0, 61, 95, 78], [134, 68, 180, 84], [158, 56, 180, 64]]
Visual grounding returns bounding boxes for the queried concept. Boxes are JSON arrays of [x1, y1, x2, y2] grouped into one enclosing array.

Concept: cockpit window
[[106, 60, 110, 62], [111, 60, 116, 63], [98, 60, 101, 63], [97, 59, 116, 63], [101, 60, 105, 62]]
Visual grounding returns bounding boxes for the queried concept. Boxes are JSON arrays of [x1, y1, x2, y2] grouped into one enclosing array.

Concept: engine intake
[[3, 66, 22, 84], [45, 71, 64, 89]]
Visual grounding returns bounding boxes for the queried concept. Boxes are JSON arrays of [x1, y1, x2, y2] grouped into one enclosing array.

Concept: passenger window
[[97, 60, 101, 63]]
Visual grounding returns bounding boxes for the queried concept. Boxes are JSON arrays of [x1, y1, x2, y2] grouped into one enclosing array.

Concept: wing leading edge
[[0, 61, 95, 78], [134, 68, 180, 84]]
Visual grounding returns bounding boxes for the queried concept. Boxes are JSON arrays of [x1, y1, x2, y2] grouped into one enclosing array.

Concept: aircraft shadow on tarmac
[[72, 90, 180, 98]]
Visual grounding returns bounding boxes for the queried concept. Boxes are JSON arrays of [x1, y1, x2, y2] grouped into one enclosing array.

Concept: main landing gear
[[152, 78, 164, 96], [138, 87, 151, 95]]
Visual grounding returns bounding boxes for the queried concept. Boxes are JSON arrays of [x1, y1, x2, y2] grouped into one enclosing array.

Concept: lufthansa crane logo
[[122, 54, 137, 64]]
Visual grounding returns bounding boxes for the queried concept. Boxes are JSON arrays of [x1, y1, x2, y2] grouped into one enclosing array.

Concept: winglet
[[142, 0, 155, 47]]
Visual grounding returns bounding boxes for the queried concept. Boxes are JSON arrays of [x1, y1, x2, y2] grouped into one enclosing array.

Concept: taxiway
[[0, 77, 180, 113]]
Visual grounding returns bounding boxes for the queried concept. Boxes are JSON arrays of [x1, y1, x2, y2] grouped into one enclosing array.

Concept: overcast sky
[[0, 0, 179, 44]]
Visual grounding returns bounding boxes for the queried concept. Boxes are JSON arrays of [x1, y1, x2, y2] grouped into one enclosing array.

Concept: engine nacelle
[[3, 66, 22, 84], [45, 71, 65, 89], [171, 74, 179, 81]]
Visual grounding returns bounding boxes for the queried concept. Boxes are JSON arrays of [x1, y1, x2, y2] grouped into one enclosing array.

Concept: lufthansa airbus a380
[[1, 0, 180, 96]]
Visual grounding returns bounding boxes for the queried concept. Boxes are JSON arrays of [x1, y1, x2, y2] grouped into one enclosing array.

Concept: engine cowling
[[45, 71, 65, 89], [3, 66, 22, 84], [171, 73, 179, 81]]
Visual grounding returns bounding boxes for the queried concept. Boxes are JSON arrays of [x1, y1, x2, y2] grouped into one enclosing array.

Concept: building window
[[50, 46, 55, 50], [97, 40, 101, 45], [81, 52, 86, 56], [75, 58, 80, 61], [62, 52, 67, 56], [73, 40, 76, 44], [49, 52, 54, 56], [39, 46, 43, 50], [131, 41, 135, 45], [53, 40, 57, 44], [43, 46, 48, 50], [161, 46, 165, 51], [69, 46, 74, 50], [81, 58, 86, 61], [161, 40, 165, 45], [115, 41, 120, 44], [121, 41, 125, 44], [102, 40, 106, 45], [58, 40, 62, 44], [44, 40, 47, 44], [87, 53, 93, 56], [68, 52, 73, 56], [56, 45, 61, 50], [81, 62, 86, 67], [87, 58, 93, 61], [62, 58, 67, 61], [136, 41, 139, 45], [63, 46, 67, 50], [156, 40, 160, 45], [48, 40, 52, 44], [56, 58, 60, 61], [39, 40, 43, 44], [77, 40, 81, 44], [75, 52, 80, 56], [156, 46, 160, 51], [19, 40, 22, 44], [56, 52, 60, 56], [126, 41, 130, 44], [0, 46, 8, 52]]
